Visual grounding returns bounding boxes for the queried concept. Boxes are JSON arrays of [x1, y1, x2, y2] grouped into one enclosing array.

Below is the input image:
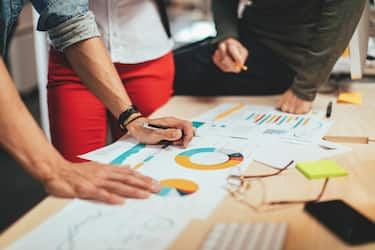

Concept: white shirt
[[90, 0, 174, 64]]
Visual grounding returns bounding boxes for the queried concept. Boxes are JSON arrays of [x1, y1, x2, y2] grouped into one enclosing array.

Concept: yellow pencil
[[236, 62, 248, 71]]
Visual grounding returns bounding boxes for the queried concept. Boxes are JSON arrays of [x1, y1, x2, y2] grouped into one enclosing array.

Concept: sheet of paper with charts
[[7, 103, 351, 250], [7, 135, 255, 250], [7, 199, 191, 250], [193, 103, 351, 168]]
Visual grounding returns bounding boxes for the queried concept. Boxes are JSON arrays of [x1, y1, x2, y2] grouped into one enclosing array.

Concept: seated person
[[174, 0, 366, 114]]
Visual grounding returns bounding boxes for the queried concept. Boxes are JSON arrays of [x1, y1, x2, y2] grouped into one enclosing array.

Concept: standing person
[[0, 0, 193, 204], [48, 0, 182, 162], [174, 0, 366, 114]]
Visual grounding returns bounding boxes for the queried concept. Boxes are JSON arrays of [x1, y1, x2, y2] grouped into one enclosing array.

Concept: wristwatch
[[118, 105, 142, 132]]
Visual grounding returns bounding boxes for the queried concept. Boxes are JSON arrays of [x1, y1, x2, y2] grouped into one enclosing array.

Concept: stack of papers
[[193, 103, 351, 168], [7, 103, 352, 250], [8, 134, 256, 250]]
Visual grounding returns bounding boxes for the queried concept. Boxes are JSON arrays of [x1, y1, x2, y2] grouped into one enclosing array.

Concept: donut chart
[[175, 147, 244, 170], [157, 179, 199, 197]]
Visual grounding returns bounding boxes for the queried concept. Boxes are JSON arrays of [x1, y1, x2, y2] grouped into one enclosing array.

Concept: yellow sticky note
[[337, 92, 362, 105], [296, 160, 348, 180]]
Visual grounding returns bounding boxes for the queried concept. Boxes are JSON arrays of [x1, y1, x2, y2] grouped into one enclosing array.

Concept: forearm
[[64, 37, 132, 118], [35, 2, 131, 117], [291, 0, 366, 101], [0, 59, 63, 182], [212, 0, 240, 42]]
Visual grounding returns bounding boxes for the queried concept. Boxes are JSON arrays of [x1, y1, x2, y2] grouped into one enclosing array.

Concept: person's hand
[[127, 116, 194, 147], [212, 38, 249, 73], [43, 159, 161, 205], [277, 89, 312, 114]]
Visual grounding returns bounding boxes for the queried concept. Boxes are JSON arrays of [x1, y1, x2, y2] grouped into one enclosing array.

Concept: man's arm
[[290, 0, 367, 101], [212, 0, 240, 42], [211, 1, 249, 74], [278, 0, 366, 114], [63, 37, 130, 118], [0, 58, 160, 204]]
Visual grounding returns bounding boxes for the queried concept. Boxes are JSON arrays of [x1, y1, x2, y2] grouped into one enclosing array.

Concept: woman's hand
[[212, 38, 249, 73], [43, 159, 161, 205], [126, 116, 194, 147], [277, 89, 312, 114]]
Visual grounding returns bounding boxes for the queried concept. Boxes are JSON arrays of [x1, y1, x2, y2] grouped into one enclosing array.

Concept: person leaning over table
[[0, 0, 194, 204], [174, 0, 366, 114], [47, 0, 181, 162]]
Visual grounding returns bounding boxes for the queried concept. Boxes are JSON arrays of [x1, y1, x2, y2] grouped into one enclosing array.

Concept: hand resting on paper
[[127, 116, 194, 148], [42, 159, 161, 205]]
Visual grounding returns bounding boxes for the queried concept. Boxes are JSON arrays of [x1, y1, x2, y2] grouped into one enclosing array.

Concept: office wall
[[8, 3, 38, 94]]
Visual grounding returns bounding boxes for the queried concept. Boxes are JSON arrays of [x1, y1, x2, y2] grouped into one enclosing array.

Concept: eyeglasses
[[226, 161, 329, 211]]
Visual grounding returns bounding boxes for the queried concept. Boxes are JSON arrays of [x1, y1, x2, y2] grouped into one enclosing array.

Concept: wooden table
[[1, 83, 375, 250]]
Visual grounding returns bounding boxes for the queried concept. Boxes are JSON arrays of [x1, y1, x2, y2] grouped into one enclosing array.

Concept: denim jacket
[[0, 0, 100, 55]]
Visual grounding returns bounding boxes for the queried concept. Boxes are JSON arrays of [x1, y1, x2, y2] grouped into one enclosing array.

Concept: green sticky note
[[296, 160, 348, 180]]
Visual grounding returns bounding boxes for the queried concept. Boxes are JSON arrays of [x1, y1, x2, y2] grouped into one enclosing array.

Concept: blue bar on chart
[[110, 143, 146, 165], [293, 117, 305, 129]]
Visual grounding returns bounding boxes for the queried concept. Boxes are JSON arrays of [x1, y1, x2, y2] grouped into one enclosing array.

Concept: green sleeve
[[212, 0, 240, 42], [291, 0, 366, 101]]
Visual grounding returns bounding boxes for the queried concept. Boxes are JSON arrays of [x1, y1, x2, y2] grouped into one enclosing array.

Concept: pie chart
[[175, 147, 244, 170], [157, 179, 198, 197]]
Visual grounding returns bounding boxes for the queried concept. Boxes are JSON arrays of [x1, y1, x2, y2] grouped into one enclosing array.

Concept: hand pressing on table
[[213, 38, 249, 73], [43, 158, 161, 205], [277, 89, 312, 114]]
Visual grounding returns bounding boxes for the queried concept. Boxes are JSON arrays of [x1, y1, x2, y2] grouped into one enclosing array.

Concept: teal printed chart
[[192, 121, 205, 128], [110, 143, 146, 165]]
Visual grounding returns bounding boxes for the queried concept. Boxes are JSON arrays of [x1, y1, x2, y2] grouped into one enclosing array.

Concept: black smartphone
[[304, 200, 375, 245]]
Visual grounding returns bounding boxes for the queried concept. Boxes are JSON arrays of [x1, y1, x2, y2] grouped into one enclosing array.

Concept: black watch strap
[[118, 105, 140, 132]]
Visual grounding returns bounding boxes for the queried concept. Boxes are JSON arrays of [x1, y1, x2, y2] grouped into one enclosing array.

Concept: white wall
[[9, 3, 37, 93]]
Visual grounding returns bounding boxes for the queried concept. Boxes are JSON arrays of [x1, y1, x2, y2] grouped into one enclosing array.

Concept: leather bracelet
[[119, 105, 139, 131], [122, 114, 144, 133]]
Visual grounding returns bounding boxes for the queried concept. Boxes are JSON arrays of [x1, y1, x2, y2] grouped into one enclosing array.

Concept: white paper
[[254, 139, 352, 169], [8, 134, 256, 250], [7, 199, 190, 250], [193, 103, 330, 143], [81, 135, 256, 219]]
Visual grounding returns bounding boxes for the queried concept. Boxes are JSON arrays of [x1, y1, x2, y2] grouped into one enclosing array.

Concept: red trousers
[[47, 49, 174, 162]]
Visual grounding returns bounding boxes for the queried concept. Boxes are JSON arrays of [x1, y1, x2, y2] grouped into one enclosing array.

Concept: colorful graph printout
[[214, 103, 245, 121], [175, 147, 244, 170], [246, 113, 312, 128], [110, 143, 146, 165], [157, 179, 199, 197]]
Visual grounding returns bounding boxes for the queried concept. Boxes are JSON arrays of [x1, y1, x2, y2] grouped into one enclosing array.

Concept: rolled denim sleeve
[[45, 11, 100, 51], [1, 0, 24, 56], [32, 0, 100, 51]]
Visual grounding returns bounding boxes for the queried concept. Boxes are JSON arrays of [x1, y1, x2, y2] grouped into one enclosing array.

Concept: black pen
[[326, 101, 333, 118], [141, 122, 183, 148]]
